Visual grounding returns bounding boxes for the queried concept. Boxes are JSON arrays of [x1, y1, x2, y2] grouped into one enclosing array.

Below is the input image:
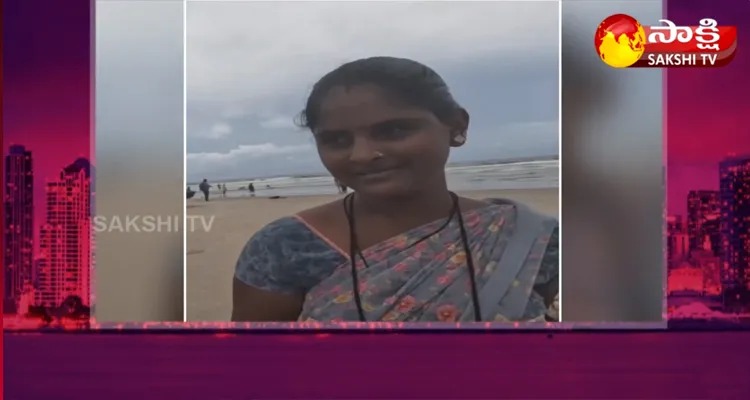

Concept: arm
[[232, 277, 304, 321]]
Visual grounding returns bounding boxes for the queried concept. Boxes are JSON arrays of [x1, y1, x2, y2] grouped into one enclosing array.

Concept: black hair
[[297, 56, 462, 131]]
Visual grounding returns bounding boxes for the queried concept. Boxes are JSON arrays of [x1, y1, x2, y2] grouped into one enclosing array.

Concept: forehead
[[315, 83, 431, 131]]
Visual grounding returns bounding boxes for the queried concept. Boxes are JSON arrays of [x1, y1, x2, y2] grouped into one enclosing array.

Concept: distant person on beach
[[232, 57, 558, 323], [248, 183, 255, 196], [199, 179, 211, 202], [222, 184, 228, 198]]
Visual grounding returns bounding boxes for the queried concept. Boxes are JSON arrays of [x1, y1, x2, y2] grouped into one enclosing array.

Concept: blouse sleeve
[[234, 217, 343, 295], [234, 217, 307, 294]]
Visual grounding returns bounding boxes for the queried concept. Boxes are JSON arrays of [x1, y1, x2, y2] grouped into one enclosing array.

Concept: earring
[[453, 133, 466, 144]]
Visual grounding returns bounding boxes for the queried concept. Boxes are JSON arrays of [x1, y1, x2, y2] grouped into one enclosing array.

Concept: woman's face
[[312, 83, 467, 198]]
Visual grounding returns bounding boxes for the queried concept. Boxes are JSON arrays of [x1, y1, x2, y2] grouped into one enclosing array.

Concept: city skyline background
[[3, 0, 93, 316], [4, 145, 93, 314], [3, 0, 92, 247], [665, 157, 749, 309], [664, 0, 750, 313], [666, 0, 750, 217]]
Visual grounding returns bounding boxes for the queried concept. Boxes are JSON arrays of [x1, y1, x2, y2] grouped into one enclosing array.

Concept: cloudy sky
[[186, 1, 559, 181]]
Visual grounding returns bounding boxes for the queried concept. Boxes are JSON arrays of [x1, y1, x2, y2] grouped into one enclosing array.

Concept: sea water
[[195, 159, 559, 198]]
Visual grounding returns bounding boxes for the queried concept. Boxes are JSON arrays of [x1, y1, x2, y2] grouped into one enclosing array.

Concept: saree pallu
[[299, 199, 559, 322]]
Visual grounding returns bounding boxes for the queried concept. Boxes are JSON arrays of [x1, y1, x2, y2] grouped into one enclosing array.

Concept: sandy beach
[[186, 189, 559, 321]]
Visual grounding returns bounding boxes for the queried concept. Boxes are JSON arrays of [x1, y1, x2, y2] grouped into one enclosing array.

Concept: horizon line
[[188, 154, 560, 184]]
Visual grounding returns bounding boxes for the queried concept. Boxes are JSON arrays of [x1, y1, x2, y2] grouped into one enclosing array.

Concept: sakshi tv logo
[[594, 14, 737, 68]]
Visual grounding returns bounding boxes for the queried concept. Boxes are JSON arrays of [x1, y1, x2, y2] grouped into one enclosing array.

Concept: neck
[[353, 184, 454, 223]]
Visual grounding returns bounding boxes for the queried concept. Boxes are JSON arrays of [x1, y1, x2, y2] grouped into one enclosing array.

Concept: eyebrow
[[372, 117, 425, 127], [315, 117, 427, 135]]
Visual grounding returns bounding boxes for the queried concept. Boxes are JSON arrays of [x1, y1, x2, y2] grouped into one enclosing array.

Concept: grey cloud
[[186, 1, 560, 181]]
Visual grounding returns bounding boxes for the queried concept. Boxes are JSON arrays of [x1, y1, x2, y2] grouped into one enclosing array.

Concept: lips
[[357, 167, 398, 176], [355, 166, 402, 180]]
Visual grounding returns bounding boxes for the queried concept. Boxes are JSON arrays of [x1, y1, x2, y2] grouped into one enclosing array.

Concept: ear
[[449, 108, 470, 148], [450, 131, 467, 147]]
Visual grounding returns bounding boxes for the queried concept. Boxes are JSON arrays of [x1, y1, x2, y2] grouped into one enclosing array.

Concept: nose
[[348, 136, 381, 163]]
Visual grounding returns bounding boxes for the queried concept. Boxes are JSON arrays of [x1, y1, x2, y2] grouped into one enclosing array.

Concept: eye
[[380, 126, 406, 138], [316, 131, 352, 148], [373, 122, 417, 140]]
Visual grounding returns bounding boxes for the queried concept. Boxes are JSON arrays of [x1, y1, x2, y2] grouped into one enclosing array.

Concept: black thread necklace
[[343, 191, 482, 322]]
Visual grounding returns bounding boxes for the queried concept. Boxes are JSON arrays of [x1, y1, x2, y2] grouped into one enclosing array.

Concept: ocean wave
[[197, 160, 559, 197]]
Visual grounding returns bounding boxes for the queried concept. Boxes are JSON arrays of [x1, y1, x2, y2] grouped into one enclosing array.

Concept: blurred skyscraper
[[36, 158, 92, 307], [4, 145, 35, 314], [687, 190, 721, 254], [666, 215, 689, 264], [719, 156, 750, 294]]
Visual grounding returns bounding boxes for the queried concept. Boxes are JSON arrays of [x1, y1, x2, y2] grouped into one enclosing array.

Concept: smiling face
[[312, 83, 467, 198]]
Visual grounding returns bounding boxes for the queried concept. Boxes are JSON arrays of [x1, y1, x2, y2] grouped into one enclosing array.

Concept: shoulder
[[234, 216, 345, 294], [296, 198, 350, 237], [297, 198, 345, 222], [247, 216, 314, 244], [457, 196, 494, 211], [480, 199, 557, 235], [235, 217, 315, 273]]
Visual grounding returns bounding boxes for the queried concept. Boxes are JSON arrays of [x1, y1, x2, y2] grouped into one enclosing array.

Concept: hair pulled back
[[297, 56, 462, 131]]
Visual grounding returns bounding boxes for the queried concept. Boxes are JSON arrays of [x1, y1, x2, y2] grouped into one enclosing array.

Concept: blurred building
[[4, 145, 34, 314], [668, 263, 703, 294], [702, 216, 722, 255], [687, 190, 721, 254], [36, 158, 92, 307], [667, 215, 683, 232], [32, 257, 43, 290], [690, 250, 721, 296], [719, 156, 750, 293], [666, 215, 689, 265]]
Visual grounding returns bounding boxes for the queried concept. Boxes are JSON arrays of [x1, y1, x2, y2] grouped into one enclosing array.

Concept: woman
[[232, 57, 558, 323]]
